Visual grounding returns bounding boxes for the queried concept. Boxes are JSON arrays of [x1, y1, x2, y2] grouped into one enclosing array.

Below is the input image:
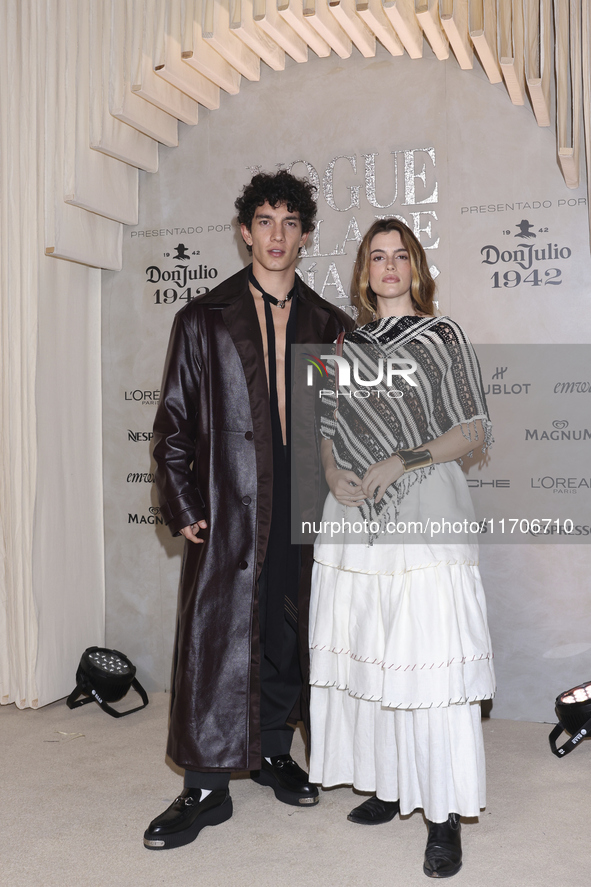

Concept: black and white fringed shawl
[[320, 315, 494, 541]]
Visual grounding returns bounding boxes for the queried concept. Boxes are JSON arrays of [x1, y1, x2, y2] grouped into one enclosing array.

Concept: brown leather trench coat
[[153, 266, 353, 772]]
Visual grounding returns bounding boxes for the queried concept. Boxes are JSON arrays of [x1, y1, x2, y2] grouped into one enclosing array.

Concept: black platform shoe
[[423, 813, 462, 878], [251, 755, 319, 807], [143, 787, 233, 850], [348, 796, 400, 825]]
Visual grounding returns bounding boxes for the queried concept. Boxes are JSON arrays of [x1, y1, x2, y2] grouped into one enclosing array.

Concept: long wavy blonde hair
[[351, 219, 436, 326]]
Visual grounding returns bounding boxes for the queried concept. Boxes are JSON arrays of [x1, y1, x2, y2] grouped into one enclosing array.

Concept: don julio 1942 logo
[[145, 242, 219, 306], [481, 219, 571, 289]]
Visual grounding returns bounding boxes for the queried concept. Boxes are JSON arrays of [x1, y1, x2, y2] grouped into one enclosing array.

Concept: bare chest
[[254, 295, 292, 442]]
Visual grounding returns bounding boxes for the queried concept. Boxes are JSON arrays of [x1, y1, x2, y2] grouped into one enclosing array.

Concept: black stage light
[[549, 679, 591, 757], [66, 647, 149, 718]]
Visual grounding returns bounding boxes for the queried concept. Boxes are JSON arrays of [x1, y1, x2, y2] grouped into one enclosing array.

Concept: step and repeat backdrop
[[101, 45, 591, 722]]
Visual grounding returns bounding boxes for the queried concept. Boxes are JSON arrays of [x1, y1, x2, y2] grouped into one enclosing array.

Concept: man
[[144, 171, 353, 850]]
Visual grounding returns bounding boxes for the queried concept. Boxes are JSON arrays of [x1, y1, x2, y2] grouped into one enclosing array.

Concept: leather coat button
[[239, 560, 248, 570], [244, 431, 254, 440], [242, 496, 252, 505]]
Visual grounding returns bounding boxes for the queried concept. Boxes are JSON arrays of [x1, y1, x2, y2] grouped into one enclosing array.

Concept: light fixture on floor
[[66, 647, 149, 718], [549, 679, 591, 757]]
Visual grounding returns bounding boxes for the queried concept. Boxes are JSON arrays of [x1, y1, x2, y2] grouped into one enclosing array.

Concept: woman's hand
[[361, 455, 404, 504], [325, 465, 366, 507], [321, 437, 365, 507]]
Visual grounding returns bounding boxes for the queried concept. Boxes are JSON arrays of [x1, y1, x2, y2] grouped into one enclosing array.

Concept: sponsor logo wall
[[101, 47, 591, 719], [462, 346, 591, 541]]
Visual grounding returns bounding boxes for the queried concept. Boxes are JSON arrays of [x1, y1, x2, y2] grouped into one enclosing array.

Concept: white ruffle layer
[[308, 463, 495, 819], [310, 462, 495, 708], [310, 557, 495, 709], [309, 692, 486, 821]]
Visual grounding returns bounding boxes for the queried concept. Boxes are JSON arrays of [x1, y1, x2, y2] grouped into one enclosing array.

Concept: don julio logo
[[481, 242, 571, 270], [128, 506, 163, 525], [146, 264, 218, 286], [525, 419, 591, 441]]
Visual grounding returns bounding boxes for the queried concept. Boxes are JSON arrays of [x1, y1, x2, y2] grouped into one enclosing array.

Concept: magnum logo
[[128, 506, 163, 525], [525, 420, 591, 441]]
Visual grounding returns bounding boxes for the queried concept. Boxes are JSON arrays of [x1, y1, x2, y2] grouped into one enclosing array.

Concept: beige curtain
[[0, 0, 41, 708], [1, 0, 105, 709]]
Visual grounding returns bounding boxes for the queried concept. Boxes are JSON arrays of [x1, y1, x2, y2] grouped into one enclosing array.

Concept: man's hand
[[325, 466, 366, 507], [361, 455, 404, 504], [180, 520, 208, 543]]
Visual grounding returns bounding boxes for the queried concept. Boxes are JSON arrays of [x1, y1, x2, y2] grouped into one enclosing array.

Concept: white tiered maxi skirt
[[309, 462, 495, 823]]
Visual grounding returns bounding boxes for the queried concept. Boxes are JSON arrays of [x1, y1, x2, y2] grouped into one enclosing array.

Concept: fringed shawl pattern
[[320, 315, 493, 538]]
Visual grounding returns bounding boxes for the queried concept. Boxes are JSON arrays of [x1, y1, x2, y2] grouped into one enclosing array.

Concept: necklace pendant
[[278, 299, 286, 309]]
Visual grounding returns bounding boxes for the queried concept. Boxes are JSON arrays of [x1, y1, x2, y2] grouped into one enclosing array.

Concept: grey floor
[[2, 691, 587, 887]]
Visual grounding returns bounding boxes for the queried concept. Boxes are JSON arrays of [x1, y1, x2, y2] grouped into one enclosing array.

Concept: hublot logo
[[484, 366, 531, 396]]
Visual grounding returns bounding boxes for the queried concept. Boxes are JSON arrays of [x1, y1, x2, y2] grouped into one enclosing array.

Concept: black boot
[[251, 754, 319, 806], [347, 796, 400, 825], [423, 813, 462, 878], [143, 788, 232, 850]]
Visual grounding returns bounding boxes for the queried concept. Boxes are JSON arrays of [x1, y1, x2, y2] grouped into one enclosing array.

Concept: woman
[[309, 219, 495, 878]]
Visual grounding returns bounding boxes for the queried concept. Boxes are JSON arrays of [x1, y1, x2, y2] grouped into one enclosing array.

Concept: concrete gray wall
[[101, 45, 591, 723]]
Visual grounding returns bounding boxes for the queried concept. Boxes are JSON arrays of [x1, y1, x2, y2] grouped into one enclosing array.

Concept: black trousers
[[184, 553, 301, 791]]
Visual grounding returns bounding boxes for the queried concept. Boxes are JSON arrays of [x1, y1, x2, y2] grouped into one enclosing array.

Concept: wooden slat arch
[[45, 0, 591, 269]]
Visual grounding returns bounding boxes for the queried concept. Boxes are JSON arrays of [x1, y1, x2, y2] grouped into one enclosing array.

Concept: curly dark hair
[[235, 170, 317, 239]]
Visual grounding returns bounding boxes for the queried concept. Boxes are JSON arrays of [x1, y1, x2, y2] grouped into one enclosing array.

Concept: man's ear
[[299, 230, 310, 248], [240, 223, 252, 246]]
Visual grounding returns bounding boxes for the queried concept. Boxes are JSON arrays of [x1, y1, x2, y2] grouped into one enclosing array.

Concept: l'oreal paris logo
[[530, 477, 590, 492], [305, 355, 417, 388], [124, 389, 160, 405]]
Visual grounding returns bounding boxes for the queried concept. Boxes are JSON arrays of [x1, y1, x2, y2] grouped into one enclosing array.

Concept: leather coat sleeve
[[153, 310, 206, 535]]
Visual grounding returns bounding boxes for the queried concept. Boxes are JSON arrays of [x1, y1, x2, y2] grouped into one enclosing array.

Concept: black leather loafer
[[251, 755, 319, 807], [423, 813, 462, 878], [347, 795, 400, 825], [143, 788, 233, 850]]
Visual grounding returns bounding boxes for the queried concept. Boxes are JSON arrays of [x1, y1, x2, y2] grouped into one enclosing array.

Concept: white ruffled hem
[[309, 690, 487, 821], [309, 559, 496, 709]]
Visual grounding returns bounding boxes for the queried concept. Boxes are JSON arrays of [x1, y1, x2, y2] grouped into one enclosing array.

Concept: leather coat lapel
[[220, 268, 273, 577], [295, 276, 331, 344]]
